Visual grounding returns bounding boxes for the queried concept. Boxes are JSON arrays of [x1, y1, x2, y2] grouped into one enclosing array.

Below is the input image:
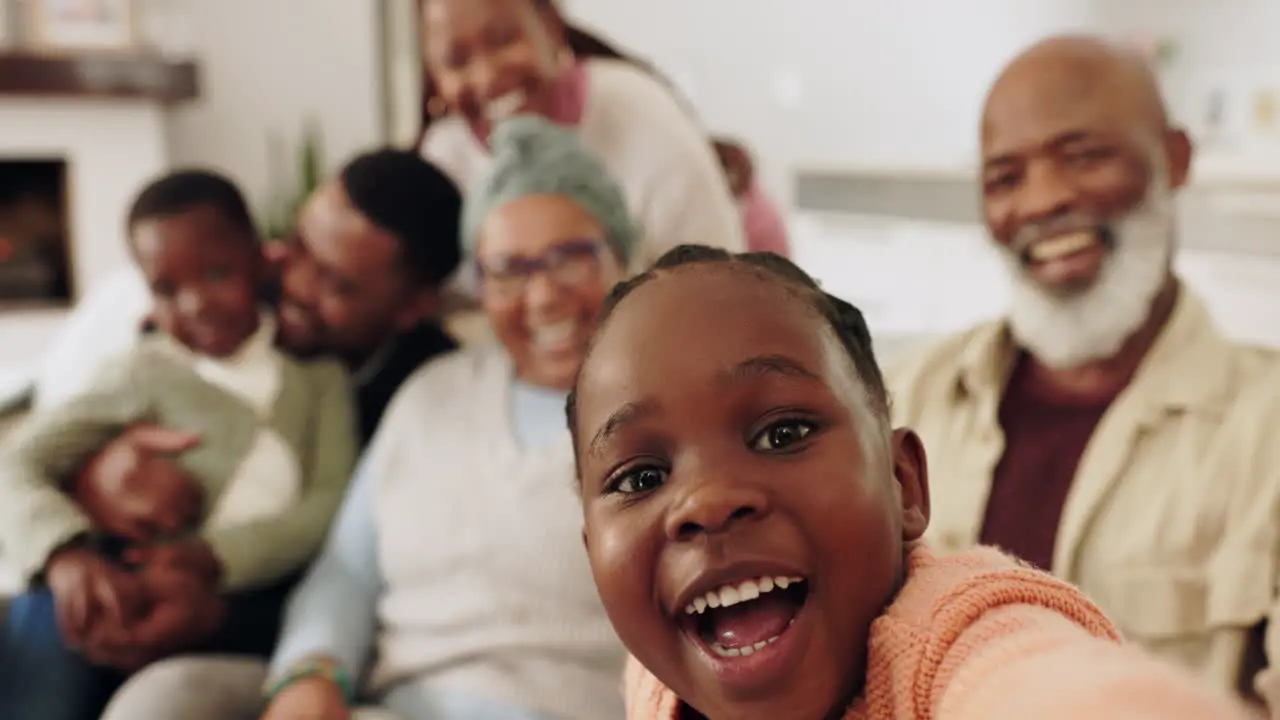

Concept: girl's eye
[[751, 420, 815, 451], [610, 466, 667, 495]]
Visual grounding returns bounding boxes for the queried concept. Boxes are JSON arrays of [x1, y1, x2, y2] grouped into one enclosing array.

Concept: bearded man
[[889, 34, 1280, 711]]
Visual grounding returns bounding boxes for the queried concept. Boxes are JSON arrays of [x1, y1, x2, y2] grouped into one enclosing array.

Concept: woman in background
[[417, 0, 744, 271]]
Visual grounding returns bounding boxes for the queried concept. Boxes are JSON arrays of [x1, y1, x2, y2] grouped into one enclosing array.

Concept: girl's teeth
[[683, 575, 804, 615], [708, 635, 783, 657]]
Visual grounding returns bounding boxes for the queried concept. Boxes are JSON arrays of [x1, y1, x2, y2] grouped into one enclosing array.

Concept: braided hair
[[565, 245, 890, 460]]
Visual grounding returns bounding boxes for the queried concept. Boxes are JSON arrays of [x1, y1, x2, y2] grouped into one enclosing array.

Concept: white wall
[[164, 0, 384, 217], [568, 1, 1280, 197], [568, 0, 1096, 202], [1095, 0, 1280, 159]]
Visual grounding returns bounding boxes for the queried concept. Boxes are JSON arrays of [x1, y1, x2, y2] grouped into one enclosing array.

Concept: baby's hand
[[72, 424, 204, 542]]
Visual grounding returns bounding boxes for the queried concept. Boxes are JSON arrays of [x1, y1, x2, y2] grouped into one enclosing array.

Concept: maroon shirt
[[978, 357, 1114, 571]]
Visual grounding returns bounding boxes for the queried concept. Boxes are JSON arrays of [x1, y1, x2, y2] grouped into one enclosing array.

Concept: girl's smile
[[674, 560, 814, 694]]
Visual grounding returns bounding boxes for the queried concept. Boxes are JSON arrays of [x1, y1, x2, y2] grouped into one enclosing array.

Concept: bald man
[[889, 35, 1280, 710]]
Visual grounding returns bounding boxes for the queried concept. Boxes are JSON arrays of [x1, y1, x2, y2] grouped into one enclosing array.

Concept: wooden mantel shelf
[[0, 53, 198, 104]]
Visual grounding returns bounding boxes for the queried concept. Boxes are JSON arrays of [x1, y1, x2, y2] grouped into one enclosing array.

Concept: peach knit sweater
[[624, 545, 1253, 719]]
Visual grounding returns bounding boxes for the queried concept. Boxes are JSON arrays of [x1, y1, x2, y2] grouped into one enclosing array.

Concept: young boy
[[0, 170, 357, 720], [565, 244, 1251, 719]]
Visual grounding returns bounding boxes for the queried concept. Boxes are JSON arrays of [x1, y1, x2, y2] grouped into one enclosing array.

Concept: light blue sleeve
[[268, 458, 381, 681]]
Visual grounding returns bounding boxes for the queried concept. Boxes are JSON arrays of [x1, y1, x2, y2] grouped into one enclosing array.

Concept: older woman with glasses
[[101, 116, 633, 720]]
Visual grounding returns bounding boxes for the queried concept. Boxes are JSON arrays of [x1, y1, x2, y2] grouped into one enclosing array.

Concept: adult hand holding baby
[[44, 543, 147, 648], [78, 573, 225, 671], [81, 554, 226, 671], [75, 539, 225, 670], [64, 422, 227, 669]]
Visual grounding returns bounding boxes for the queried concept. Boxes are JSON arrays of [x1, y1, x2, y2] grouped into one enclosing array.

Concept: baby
[[565, 245, 1251, 719], [0, 170, 356, 717]]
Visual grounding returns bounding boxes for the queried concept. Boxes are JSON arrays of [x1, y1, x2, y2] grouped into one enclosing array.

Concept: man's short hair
[[339, 149, 463, 286]]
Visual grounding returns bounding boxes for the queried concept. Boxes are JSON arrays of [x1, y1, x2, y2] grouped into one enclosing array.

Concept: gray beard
[[1002, 182, 1176, 370]]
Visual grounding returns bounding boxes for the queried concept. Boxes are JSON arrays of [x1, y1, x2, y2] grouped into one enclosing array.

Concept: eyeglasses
[[477, 239, 606, 298]]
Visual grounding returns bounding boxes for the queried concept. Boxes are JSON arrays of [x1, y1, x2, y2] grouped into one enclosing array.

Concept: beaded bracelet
[[264, 658, 356, 706]]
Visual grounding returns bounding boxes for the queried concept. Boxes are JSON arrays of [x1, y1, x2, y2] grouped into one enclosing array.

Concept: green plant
[[262, 121, 325, 240]]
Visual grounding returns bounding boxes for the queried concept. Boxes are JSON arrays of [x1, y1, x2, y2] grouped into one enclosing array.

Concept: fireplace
[[0, 160, 73, 306]]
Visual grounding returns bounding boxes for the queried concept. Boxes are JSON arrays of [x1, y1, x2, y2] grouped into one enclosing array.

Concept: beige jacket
[[887, 287, 1280, 698]]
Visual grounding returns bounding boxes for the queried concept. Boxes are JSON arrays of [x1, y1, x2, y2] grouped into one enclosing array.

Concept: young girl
[[565, 245, 1251, 719]]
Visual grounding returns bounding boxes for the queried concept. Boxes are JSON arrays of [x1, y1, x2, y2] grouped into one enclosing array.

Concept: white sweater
[[365, 346, 625, 719], [421, 58, 745, 270]]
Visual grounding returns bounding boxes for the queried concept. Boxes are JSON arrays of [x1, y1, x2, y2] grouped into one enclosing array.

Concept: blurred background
[[4, 0, 1280, 386]]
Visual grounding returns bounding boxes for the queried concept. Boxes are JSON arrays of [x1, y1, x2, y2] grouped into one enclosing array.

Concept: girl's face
[[573, 265, 929, 719], [422, 0, 563, 139], [477, 193, 623, 390]]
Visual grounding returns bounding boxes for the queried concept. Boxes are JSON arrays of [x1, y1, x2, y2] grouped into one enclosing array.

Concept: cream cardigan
[[364, 346, 626, 719], [421, 58, 745, 271]]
